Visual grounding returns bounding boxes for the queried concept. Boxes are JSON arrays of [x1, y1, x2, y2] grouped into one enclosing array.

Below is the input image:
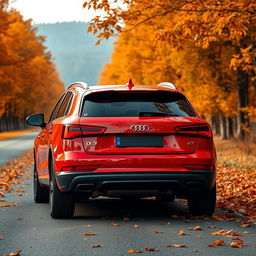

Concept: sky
[[9, 0, 99, 23]]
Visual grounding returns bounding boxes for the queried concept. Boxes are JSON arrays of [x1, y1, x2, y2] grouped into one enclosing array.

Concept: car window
[[81, 91, 196, 117], [56, 91, 73, 118], [64, 93, 74, 116], [49, 94, 65, 122]]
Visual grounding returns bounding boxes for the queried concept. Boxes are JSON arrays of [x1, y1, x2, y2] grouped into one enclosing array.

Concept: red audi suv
[[27, 81, 216, 218]]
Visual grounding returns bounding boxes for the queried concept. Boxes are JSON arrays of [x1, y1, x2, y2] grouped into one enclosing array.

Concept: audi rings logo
[[130, 124, 150, 132]]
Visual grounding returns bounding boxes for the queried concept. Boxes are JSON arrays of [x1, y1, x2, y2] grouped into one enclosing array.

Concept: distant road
[[0, 132, 38, 167]]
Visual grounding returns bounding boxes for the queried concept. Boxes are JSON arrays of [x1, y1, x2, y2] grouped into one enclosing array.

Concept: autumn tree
[[84, 0, 256, 139], [98, 19, 238, 139], [0, 0, 64, 131]]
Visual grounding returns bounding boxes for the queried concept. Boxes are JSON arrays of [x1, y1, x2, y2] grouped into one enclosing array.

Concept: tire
[[49, 159, 75, 219], [187, 185, 216, 216], [33, 159, 49, 203]]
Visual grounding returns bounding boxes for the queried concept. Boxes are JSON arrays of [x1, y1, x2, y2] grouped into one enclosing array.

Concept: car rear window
[[81, 91, 196, 117]]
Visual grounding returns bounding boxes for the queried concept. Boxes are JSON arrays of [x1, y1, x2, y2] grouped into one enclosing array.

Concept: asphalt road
[[0, 133, 256, 256], [0, 132, 38, 167]]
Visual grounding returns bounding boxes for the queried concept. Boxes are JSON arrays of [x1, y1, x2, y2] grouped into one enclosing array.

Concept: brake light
[[63, 125, 106, 139], [175, 124, 212, 138]]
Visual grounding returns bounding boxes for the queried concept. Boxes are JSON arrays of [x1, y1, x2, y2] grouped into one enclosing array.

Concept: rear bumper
[[55, 171, 216, 197]]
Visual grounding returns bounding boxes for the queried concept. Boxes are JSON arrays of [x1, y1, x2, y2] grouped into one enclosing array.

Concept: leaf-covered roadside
[[215, 138, 256, 223], [0, 151, 33, 200]]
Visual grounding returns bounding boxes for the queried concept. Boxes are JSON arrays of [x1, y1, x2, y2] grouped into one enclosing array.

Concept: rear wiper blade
[[139, 112, 178, 117]]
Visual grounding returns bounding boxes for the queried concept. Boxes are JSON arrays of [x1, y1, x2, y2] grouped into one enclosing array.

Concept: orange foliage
[[84, 0, 256, 74], [0, 150, 33, 199], [98, 21, 237, 119], [0, 0, 64, 127], [85, 0, 256, 135]]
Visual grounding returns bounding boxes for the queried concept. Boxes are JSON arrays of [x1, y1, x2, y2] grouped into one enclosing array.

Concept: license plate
[[116, 136, 163, 147]]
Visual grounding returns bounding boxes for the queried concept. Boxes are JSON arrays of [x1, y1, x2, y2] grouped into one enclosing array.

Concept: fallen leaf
[[16, 218, 23, 221], [192, 249, 198, 252], [0, 237, 5, 240], [84, 233, 96, 236], [194, 226, 202, 230], [178, 229, 186, 236], [91, 244, 102, 248], [165, 244, 187, 247], [4, 250, 22, 256], [208, 239, 225, 247], [127, 249, 143, 253], [153, 230, 163, 234], [111, 222, 119, 226], [134, 224, 141, 228], [240, 224, 250, 228], [0, 203, 11, 207], [210, 229, 241, 237], [123, 217, 130, 222], [145, 247, 156, 251], [230, 238, 244, 248], [13, 194, 24, 197]]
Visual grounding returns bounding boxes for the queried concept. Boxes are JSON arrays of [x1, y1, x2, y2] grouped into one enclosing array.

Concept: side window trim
[[55, 90, 74, 119], [49, 92, 66, 123], [63, 91, 74, 116]]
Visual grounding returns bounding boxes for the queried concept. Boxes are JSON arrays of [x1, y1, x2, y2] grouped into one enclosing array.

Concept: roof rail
[[68, 82, 89, 90], [156, 82, 177, 90]]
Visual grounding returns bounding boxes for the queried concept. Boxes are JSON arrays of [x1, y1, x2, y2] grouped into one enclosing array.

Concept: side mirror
[[26, 114, 46, 128]]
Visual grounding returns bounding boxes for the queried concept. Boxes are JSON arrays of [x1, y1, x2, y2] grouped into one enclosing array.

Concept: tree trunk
[[220, 114, 227, 140], [227, 117, 233, 138], [236, 69, 249, 139]]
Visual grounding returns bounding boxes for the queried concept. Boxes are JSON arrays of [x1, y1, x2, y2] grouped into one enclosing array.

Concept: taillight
[[175, 124, 212, 138], [63, 124, 106, 139]]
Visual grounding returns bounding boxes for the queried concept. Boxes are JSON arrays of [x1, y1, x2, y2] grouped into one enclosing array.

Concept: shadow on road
[[74, 198, 189, 219]]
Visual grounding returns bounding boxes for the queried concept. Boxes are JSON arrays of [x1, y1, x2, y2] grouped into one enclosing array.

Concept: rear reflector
[[184, 164, 215, 171], [63, 124, 106, 139], [175, 124, 212, 137], [61, 165, 99, 172]]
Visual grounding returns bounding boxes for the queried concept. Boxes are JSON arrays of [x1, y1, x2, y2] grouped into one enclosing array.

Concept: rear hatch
[[77, 90, 206, 155]]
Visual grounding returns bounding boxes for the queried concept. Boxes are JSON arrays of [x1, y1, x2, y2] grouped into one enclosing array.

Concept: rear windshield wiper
[[139, 112, 179, 117]]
